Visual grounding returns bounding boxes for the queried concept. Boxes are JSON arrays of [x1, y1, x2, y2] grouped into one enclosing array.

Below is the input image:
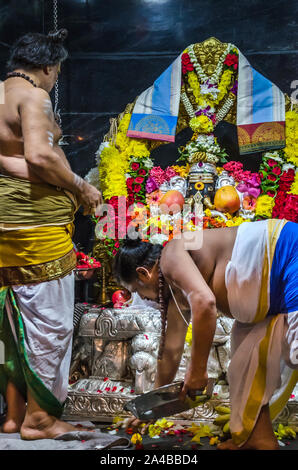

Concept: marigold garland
[[255, 195, 276, 218], [284, 110, 298, 167]]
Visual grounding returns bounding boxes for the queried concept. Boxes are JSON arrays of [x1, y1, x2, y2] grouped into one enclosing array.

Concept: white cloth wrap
[[11, 272, 74, 403]]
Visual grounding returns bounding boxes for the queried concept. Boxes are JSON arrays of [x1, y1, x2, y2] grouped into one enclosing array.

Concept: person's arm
[[160, 233, 217, 399], [154, 298, 190, 388], [20, 88, 102, 214], [53, 142, 72, 170]]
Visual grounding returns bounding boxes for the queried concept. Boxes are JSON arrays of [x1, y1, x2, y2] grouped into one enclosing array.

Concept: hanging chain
[[53, 0, 61, 127]]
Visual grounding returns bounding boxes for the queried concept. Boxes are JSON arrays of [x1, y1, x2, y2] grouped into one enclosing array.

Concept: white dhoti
[[225, 218, 298, 446], [1, 272, 74, 416]]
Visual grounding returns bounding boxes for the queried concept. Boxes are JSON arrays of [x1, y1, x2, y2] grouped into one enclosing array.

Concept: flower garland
[[257, 149, 297, 222], [181, 46, 238, 135], [178, 134, 228, 165], [284, 110, 298, 167], [99, 113, 150, 201], [126, 160, 149, 206], [187, 43, 233, 85]]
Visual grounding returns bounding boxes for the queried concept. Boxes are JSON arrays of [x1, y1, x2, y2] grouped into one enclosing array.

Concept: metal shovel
[[124, 379, 215, 421]]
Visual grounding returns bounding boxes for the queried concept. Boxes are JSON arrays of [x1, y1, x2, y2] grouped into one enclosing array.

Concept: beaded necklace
[[6, 72, 37, 87]]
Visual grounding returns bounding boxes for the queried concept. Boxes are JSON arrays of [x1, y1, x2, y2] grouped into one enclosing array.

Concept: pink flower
[[146, 176, 158, 193], [165, 167, 178, 181], [150, 166, 166, 185]]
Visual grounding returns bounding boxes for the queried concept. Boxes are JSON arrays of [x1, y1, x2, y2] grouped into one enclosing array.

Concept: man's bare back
[[0, 78, 69, 182], [161, 226, 239, 318]]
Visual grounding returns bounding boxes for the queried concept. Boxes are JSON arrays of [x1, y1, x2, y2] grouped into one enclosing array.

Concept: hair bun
[[122, 237, 145, 248], [47, 28, 68, 43]]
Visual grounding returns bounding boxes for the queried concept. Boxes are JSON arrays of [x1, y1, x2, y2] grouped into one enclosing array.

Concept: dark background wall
[[0, 0, 297, 251]]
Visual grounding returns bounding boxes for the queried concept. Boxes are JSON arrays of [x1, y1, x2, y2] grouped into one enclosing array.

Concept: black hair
[[6, 29, 68, 72], [114, 238, 169, 361], [113, 238, 163, 285]]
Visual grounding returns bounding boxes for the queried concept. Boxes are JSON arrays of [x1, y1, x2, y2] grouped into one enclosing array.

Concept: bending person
[[0, 30, 102, 439], [114, 219, 298, 450]]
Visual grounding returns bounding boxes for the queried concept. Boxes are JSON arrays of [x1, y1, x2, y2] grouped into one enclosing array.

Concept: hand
[[78, 182, 103, 216], [122, 417, 154, 435], [179, 365, 208, 402]]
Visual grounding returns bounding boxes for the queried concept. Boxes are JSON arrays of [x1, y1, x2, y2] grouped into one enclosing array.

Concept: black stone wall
[[0, 0, 297, 250]]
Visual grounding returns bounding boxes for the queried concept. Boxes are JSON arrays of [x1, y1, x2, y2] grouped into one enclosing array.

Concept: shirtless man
[[0, 29, 101, 439], [114, 220, 298, 450]]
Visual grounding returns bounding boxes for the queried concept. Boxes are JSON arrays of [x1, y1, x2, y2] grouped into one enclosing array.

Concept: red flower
[[266, 190, 276, 198], [181, 53, 194, 74], [131, 162, 140, 170], [135, 176, 144, 184], [280, 169, 295, 185], [126, 177, 134, 188], [224, 54, 238, 69], [138, 168, 147, 176], [267, 158, 278, 167], [282, 195, 298, 222], [267, 174, 277, 182], [133, 184, 142, 193], [272, 166, 282, 176]]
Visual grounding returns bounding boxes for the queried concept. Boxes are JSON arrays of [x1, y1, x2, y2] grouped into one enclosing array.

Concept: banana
[[223, 421, 230, 434], [214, 406, 231, 415], [213, 414, 230, 425]]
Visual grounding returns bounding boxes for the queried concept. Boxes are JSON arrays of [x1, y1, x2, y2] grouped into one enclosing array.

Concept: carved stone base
[[64, 301, 298, 427], [63, 381, 231, 423]]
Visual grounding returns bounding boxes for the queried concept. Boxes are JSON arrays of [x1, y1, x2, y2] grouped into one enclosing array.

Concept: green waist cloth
[[0, 175, 78, 226], [0, 287, 63, 417]]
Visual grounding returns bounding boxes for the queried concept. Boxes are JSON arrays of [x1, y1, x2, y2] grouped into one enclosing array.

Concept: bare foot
[[217, 405, 279, 451], [2, 381, 26, 433], [217, 437, 279, 450], [20, 412, 94, 440], [217, 439, 239, 450], [2, 418, 24, 434]]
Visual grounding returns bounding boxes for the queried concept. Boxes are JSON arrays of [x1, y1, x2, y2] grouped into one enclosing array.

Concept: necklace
[[168, 284, 190, 326], [6, 72, 37, 88], [188, 43, 233, 85]]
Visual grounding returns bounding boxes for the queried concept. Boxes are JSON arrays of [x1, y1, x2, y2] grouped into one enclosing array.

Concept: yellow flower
[[99, 144, 129, 199], [148, 424, 161, 438], [155, 418, 175, 429], [274, 424, 296, 440], [131, 433, 142, 444], [255, 195, 275, 218], [289, 172, 298, 195], [225, 216, 249, 227], [215, 70, 233, 104], [189, 423, 213, 444], [284, 110, 298, 167], [98, 112, 152, 201], [189, 115, 214, 133], [112, 416, 123, 425], [187, 69, 234, 107], [209, 436, 220, 446]]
